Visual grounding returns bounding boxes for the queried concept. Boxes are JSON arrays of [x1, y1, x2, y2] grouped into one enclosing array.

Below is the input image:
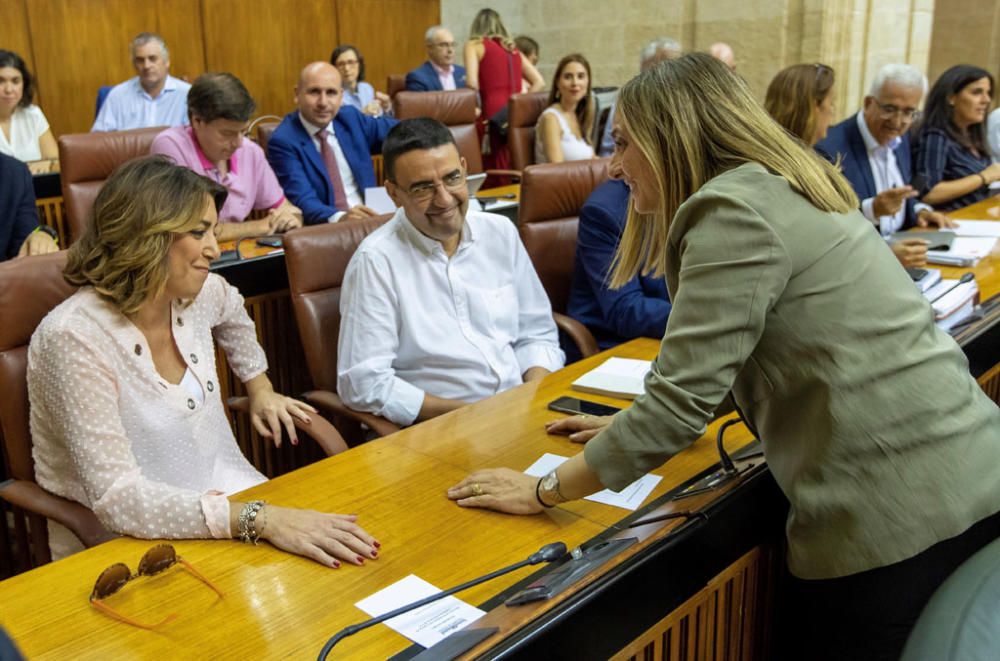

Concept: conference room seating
[[57, 127, 164, 244], [282, 216, 401, 445], [0, 252, 347, 571], [386, 74, 406, 99], [255, 120, 280, 154], [507, 91, 549, 172], [518, 158, 612, 360]]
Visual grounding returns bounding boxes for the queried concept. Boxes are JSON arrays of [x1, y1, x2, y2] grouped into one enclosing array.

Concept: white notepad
[[571, 357, 650, 399]]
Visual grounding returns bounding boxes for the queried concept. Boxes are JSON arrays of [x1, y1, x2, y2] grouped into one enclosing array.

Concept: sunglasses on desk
[[89, 544, 224, 629]]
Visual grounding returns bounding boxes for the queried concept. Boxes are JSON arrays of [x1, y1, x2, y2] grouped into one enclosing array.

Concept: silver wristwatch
[[537, 469, 568, 507]]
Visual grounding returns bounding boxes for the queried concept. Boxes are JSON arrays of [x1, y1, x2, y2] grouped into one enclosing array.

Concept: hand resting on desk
[[545, 414, 614, 444]]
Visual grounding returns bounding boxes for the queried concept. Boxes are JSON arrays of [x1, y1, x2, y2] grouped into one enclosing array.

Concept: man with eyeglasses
[[267, 62, 396, 224], [817, 63, 954, 268], [337, 118, 563, 426], [405, 26, 467, 92]]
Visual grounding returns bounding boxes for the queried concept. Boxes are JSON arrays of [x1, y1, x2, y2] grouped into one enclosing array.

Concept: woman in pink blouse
[[28, 156, 379, 567]]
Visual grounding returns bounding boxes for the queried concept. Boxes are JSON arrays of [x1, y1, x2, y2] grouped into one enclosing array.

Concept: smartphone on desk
[[256, 236, 283, 248], [548, 396, 621, 417]]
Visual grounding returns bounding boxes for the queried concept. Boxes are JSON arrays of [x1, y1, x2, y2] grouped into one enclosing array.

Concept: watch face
[[542, 471, 558, 492]]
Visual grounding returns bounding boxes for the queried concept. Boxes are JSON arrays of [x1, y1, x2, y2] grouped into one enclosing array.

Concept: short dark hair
[[382, 118, 457, 181], [187, 72, 256, 123], [330, 45, 365, 82], [0, 50, 34, 108], [915, 64, 994, 154], [514, 35, 538, 58]]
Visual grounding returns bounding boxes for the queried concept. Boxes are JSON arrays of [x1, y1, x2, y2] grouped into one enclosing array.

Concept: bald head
[[709, 43, 735, 69], [295, 61, 344, 127]]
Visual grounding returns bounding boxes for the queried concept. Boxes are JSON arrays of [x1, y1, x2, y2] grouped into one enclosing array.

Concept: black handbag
[[485, 42, 518, 143]]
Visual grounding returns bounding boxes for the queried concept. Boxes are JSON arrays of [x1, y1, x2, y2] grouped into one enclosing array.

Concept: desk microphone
[[317, 542, 567, 660], [929, 272, 975, 305]]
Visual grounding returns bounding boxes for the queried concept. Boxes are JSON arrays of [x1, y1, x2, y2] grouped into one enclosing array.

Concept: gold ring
[[471, 483, 484, 497]]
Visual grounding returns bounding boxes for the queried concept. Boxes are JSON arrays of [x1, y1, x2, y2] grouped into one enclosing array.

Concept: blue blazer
[[567, 179, 671, 352], [815, 115, 918, 227], [0, 154, 39, 260], [266, 107, 396, 224], [404, 61, 467, 92]]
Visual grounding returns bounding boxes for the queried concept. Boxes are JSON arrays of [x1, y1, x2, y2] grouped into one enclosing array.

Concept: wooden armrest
[[0, 479, 117, 548], [484, 169, 522, 181], [301, 390, 401, 439], [554, 312, 600, 359], [226, 396, 349, 456]]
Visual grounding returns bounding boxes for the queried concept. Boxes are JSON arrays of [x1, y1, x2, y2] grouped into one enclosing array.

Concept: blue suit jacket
[[567, 179, 671, 351], [266, 108, 396, 224], [404, 61, 467, 92], [0, 154, 39, 260], [815, 115, 918, 227]]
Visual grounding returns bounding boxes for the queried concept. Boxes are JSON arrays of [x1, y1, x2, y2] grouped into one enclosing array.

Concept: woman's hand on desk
[[264, 506, 380, 568], [545, 415, 614, 444], [448, 468, 544, 514]]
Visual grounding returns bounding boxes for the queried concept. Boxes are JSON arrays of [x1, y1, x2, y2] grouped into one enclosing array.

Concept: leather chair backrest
[[518, 159, 611, 313], [392, 88, 483, 173], [283, 216, 390, 392], [386, 74, 406, 99], [0, 252, 75, 482], [58, 127, 165, 244], [507, 92, 549, 171], [257, 121, 280, 156]]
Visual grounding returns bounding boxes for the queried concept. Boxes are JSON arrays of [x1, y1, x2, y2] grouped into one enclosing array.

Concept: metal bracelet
[[238, 500, 266, 545]]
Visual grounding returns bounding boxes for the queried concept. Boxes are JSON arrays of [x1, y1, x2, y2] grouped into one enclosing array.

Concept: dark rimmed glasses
[[89, 544, 224, 629]]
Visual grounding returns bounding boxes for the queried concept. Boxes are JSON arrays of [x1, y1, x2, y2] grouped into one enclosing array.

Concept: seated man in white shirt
[[337, 118, 564, 426]]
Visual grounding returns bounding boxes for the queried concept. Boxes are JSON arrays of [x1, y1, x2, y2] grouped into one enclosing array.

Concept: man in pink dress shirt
[[405, 26, 468, 92]]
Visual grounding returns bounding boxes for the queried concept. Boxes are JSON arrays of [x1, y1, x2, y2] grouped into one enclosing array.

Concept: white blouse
[[0, 104, 50, 162], [534, 107, 595, 164], [28, 274, 268, 559]]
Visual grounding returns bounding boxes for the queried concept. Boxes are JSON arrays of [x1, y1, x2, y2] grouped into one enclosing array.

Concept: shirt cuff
[[201, 491, 231, 539], [515, 343, 565, 376], [330, 211, 346, 223], [378, 377, 425, 426], [861, 197, 877, 223], [268, 196, 286, 210], [913, 202, 931, 216]]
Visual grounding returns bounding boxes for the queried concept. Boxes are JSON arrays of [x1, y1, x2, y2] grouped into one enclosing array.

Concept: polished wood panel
[[34, 197, 70, 248], [153, 0, 206, 82], [201, 0, 339, 121], [0, 1, 36, 94], [334, 0, 440, 95]]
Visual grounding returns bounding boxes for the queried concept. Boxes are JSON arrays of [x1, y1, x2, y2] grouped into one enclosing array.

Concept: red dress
[[476, 37, 522, 172]]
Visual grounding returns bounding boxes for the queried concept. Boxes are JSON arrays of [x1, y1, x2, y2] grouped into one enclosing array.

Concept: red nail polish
[[370, 550, 378, 558], [373, 541, 381, 548], [333, 560, 341, 568], [356, 556, 365, 564]]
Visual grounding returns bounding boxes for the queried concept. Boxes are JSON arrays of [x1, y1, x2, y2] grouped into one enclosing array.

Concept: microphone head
[[960, 273, 975, 283], [528, 542, 567, 564]]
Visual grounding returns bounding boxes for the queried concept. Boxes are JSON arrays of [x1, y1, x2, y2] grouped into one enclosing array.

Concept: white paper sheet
[[928, 236, 997, 265], [571, 357, 651, 399], [524, 453, 662, 511], [364, 187, 398, 214], [355, 575, 486, 649], [951, 220, 1000, 238]]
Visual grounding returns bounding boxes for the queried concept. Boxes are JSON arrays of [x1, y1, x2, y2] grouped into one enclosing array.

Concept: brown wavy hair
[[64, 156, 227, 314], [547, 54, 596, 146], [764, 63, 835, 144]]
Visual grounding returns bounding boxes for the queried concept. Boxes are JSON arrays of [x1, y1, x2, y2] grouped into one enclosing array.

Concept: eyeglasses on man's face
[[400, 170, 466, 203], [874, 101, 921, 122]]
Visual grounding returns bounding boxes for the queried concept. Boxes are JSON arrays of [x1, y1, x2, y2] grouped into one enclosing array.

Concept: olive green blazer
[[585, 162, 1000, 580]]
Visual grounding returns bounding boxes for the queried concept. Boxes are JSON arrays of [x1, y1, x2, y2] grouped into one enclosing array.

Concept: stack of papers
[[927, 236, 997, 266], [924, 279, 978, 331], [951, 220, 1000, 238], [571, 357, 651, 399], [525, 453, 661, 510]]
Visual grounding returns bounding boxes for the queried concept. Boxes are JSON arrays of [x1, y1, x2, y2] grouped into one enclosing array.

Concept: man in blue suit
[[405, 27, 467, 92], [815, 63, 952, 266], [267, 62, 396, 224], [567, 178, 671, 352], [1, 154, 58, 260]]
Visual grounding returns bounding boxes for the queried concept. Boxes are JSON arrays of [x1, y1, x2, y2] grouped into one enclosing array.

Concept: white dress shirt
[[0, 105, 49, 162], [28, 275, 267, 559], [337, 207, 565, 425], [298, 113, 363, 221], [91, 75, 191, 132], [856, 112, 930, 237], [988, 107, 1000, 162]]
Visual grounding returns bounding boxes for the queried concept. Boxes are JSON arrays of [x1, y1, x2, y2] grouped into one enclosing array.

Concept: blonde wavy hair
[[64, 155, 227, 314], [610, 53, 857, 288], [764, 63, 835, 145], [469, 8, 515, 49]]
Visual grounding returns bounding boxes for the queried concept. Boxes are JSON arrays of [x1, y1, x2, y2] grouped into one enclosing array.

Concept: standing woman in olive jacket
[[447, 54, 1000, 660]]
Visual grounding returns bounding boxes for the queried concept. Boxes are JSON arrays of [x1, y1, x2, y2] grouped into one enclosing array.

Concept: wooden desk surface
[[0, 338, 753, 660], [940, 196, 1000, 300]]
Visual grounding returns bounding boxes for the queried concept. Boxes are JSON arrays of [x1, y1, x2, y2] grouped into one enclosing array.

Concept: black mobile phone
[[906, 267, 929, 281], [547, 396, 621, 417], [256, 236, 283, 248]]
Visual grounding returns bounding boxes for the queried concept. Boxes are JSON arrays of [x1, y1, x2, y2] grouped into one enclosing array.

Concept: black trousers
[[775, 508, 1000, 661]]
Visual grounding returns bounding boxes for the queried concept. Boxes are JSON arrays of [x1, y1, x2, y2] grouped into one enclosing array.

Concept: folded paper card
[[571, 357, 651, 399]]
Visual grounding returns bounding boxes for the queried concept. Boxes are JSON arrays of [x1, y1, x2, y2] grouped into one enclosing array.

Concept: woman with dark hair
[[0, 49, 58, 173], [30, 156, 379, 567], [534, 54, 596, 163], [764, 63, 837, 146], [330, 45, 391, 117], [912, 65, 1000, 211], [448, 53, 1000, 660], [151, 72, 302, 240], [464, 8, 544, 171]]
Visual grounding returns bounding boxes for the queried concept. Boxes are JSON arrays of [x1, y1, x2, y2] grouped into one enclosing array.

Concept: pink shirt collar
[[187, 126, 238, 175], [431, 62, 454, 77]]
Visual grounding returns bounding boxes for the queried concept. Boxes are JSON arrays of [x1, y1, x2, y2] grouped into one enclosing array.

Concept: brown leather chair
[[256, 121, 280, 155], [386, 74, 406, 99], [0, 252, 347, 569], [283, 216, 400, 443], [518, 159, 613, 359], [58, 127, 165, 244], [507, 92, 549, 172], [393, 89, 519, 180]]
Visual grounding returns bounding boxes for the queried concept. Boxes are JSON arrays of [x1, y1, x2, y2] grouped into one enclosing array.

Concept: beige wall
[[927, 0, 1000, 90], [442, 0, 935, 123]]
